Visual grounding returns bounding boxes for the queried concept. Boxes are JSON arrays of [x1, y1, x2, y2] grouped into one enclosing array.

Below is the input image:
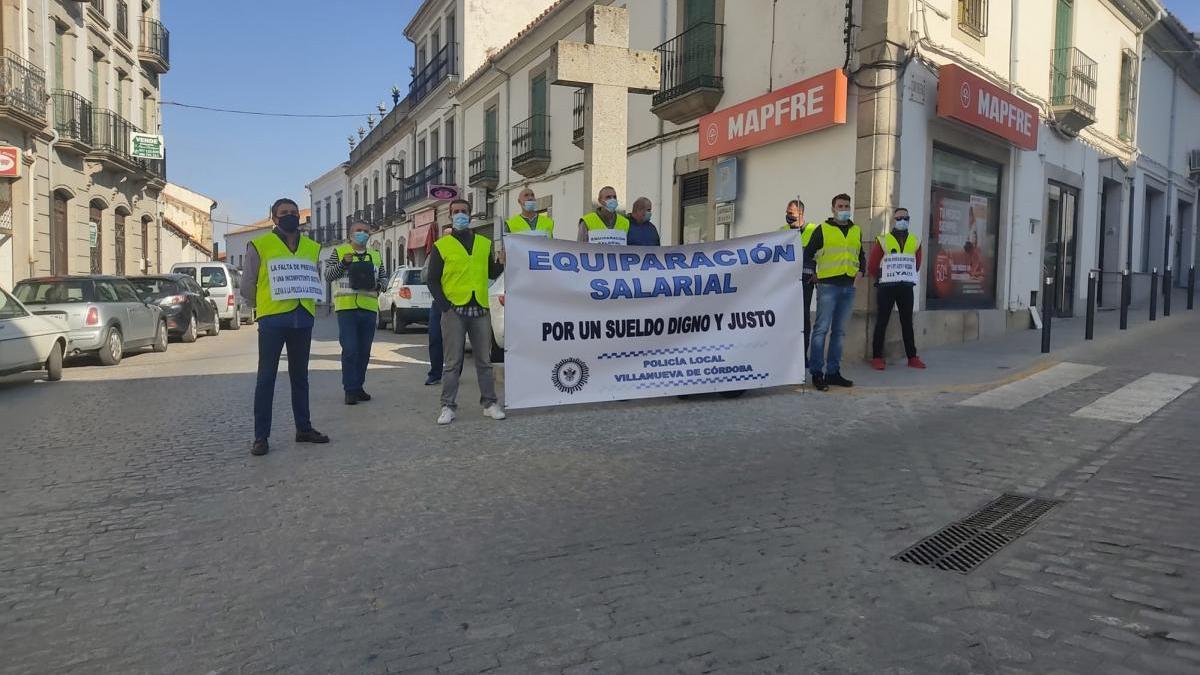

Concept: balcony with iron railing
[[468, 141, 499, 188], [573, 88, 585, 148], [1, 50, 48, 131], [651, 22, 724, 124], [373, 197, 386, 226], [90, 108, 138, 170], [115, 0, 130, 43], [52, 90, 94, 152], [402, 157, 456, 206], [410, 42, 458, 107], [139, 18, 170, 73], [511, 114, 551, 178], [384, 190, 404, 223], [1049, 46, 1097, 136]]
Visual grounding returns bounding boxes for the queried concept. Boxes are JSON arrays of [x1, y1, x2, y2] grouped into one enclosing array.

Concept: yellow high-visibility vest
[[506, 213, 555, 236], [252, 231, 321, 318], [582, 211, 629, 232], [434, 234, 491, 308], [878, 231, 920, 255], [815, 222, 862, 280], [332, 243, 382, 313]]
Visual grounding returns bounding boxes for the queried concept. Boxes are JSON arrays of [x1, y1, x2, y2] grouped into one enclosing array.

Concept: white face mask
[[894, 218, 910, 231]]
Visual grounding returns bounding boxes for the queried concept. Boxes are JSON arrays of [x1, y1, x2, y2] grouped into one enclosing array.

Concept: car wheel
[[44, 342, 64, 381], [152, 321, 169, 353], [98, 328, 123, 366], [226, 309, 241, 331], [392, 309, 406, 334], [207, 314, 221, 337], [182, 314, 199, 343], [377, 309, 388, 330]]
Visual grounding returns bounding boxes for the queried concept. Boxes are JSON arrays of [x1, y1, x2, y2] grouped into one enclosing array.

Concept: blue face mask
[[604, 198, 619, 212], [894, 218, 910, 231], [523, 200, 538, 213], [837, 210, 852, 222], [451, 212, 470, 230], [352, 231, 370, 245], [644, 211, 651, 221]]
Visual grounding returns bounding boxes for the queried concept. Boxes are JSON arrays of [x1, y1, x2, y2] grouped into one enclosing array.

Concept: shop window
[[926, 146, 1001, 310], [679, 170, 710, 244]]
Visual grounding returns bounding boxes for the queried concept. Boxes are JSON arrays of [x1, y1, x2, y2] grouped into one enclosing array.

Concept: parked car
[[488, 277, 505, 363], [0, 285, 70, 381], [379, 267, 433, 333], [129, 274, 220, 342], [170, 261, 247, 329], [13, 276, 167, 365]]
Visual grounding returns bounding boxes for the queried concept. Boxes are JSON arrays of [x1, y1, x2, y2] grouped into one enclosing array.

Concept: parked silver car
[[13, 276, 168, 365]]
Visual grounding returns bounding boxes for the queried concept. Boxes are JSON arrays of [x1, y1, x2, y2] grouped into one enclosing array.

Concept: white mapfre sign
[[502, 231, 808, 409], [880, 253, 919, 284], [267, 258, 324, 301]]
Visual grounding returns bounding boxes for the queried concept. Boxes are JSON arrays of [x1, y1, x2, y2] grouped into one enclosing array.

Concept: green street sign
[[130, 133, 165, 160]]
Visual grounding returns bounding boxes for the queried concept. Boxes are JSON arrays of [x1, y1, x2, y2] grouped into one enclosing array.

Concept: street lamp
[[386, 159, 404, 181]]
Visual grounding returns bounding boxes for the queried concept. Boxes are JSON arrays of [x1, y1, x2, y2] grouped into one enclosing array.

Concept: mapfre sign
[[0, 146, 21, 178], [698, 69, 848, 160], [937, 64, 1039, 151]]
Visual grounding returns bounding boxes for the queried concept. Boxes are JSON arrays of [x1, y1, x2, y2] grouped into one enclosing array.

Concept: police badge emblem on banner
[[502, 231, 808, 408]]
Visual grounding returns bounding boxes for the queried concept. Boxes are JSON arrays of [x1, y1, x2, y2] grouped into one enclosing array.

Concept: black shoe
[[356, 390, 371, 402], [251, 439, 269, 456], [424, 376, 441, 386], [296, 429, 330, 444], [828, 372, 854, 388], [344, 393, 358, 405], [812, 373, 830, 392]]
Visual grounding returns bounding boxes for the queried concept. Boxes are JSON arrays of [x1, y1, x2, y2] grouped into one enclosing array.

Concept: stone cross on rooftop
[[550, 5, 659, 220]]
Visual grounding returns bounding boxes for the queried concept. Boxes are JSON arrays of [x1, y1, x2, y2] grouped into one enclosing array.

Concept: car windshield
[[0, 287, 28, 320], [130, 278, 181, 300], [14, 280, 94, 304], [200, 267, 228, 288], [403, 270, 423, 285]]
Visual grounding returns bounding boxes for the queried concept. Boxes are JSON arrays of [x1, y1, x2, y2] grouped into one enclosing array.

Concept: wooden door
[[114, 211, 126, 275], [51, 194, 69, 275]]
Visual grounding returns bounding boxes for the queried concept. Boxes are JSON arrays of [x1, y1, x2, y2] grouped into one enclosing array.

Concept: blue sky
[[162, 1, 1198, 244]]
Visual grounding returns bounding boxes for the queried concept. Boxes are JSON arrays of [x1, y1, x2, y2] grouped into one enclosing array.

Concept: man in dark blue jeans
[[804, 193, 865, 392], [254, 308, 317, 441]]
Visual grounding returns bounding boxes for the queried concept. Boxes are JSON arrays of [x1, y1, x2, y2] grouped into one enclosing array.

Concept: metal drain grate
[[893, 494, 1061, 574]]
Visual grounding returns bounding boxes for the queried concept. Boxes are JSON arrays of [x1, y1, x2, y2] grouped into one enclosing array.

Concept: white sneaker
[[437, 407, 456, 425], [482, 404, 507, 420]]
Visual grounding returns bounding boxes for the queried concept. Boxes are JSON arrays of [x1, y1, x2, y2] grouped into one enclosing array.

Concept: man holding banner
[[868, 207, 926, 370], [781, 199, 817, 358], [240, 198, 330, 456], [576, 186, 629, 245]]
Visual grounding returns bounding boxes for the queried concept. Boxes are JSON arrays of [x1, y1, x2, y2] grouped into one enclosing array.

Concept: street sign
[[0, 146, 21, 177], [427, 184, 460, 201], [715, 157, 737, 202], [130, 133, 165, 159], [715, 202, 735, 228]]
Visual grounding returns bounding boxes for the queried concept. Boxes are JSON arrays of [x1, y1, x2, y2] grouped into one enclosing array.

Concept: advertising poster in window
[[927, 148, 1001, 309]]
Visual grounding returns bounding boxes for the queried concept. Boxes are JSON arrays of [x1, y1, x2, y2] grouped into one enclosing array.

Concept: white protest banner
[[503, 231, 807, 409], [267, 258, 324, 302], [880, 253, 918, 284], [587, 229, 628, 246]]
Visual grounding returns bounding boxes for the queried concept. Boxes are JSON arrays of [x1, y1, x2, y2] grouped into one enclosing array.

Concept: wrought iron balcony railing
[[653, 22, 723, 109], [511, 114, 550, 174], [139, 19, 170, 72], [1050, 46, 1098, 121], [402, 157, 455, 206], [573, 88, 585, 146], [410, 42, 458, 106], [53, 90, 94, 147], [468, 141, 499, 187], [1, 50, 48, 127]]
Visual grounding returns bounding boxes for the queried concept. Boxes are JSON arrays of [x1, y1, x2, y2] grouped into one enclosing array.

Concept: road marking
[[957, 362, 1106, 410], [1071, 373, 1198, 424]]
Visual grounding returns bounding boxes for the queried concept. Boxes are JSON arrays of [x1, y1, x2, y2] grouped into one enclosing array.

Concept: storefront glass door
[[927, 146, 1002, 310], [1044, 182, 1079, 317]]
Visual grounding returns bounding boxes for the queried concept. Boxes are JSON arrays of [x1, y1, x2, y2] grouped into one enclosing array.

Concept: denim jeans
[[337, 308, 377, 393], [427, 304, 443, 380], [809, 284, 856, 376], [253, 308, 315, 440]]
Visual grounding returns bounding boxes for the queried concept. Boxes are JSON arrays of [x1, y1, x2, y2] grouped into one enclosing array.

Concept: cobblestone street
[[2, 314, 1199, 674]]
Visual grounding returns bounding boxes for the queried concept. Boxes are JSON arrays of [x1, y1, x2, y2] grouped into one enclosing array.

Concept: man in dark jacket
[[803, 193, 865, 391]]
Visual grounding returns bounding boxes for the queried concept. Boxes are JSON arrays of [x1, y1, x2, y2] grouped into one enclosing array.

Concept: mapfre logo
[[959, 81, 972, 110], [705, 122, 719, 147], [0, 147, 19, 177]]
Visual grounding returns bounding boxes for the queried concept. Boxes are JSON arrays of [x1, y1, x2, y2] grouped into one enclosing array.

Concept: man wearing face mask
[[868, 207, 926, 370], [577, 186, 629, 245], [505, 187, 555, 238], [240, 198, 330, 456], [803, 193, 865, 391], [781, 199, 818, 357], [325, 220, 388, 404], [426, 200, 506, 425], [627, 197, 660, 246]]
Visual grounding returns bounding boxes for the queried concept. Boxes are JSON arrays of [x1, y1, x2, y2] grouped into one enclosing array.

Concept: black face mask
[[276, 214, 301, 232]]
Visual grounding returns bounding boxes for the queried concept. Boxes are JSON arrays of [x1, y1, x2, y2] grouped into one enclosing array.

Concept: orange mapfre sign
[[698, 69, 848, 160], [937, 63, 1039, 151], [0, 146, 20, 178]]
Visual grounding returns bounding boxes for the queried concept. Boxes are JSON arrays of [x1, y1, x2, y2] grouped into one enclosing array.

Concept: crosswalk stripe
[[958, 362, 1106, 410], [1071, 373, 1199, 424]]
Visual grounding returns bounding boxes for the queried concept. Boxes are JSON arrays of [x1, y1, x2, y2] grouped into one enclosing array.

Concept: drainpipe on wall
[[1004, 0, 1020, 310], [657, 0, 666, 241]]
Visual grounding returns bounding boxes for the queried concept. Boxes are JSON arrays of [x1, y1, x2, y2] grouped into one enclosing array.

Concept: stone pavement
[[1, 309, 1198, 674]]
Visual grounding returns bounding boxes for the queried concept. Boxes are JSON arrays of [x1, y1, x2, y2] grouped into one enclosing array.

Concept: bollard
[[1150, 268, 1158, 321], [1189, 266, 1196, 311], [1085, 271, 1097, 340], [1120, 269, 1130, 330], [1164, 269, 1172, 317], [1041, 276, 1053, 354]]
